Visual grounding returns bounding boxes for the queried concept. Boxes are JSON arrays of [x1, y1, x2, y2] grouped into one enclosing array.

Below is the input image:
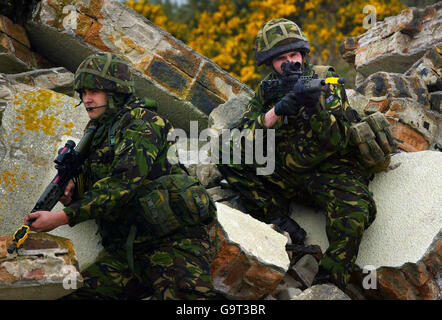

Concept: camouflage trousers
[[217, 155, 376, 289], [63, 237, 223, 300]]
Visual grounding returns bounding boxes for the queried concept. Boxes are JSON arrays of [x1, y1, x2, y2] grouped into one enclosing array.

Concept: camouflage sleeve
[[64, 114, 169, 226], [307, 70, 353, 153], [240, 83, 284, 131]]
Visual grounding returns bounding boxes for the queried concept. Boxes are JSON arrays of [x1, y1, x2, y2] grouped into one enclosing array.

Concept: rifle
[[262, 61, 346, 102], [7, 124, 97, 254]]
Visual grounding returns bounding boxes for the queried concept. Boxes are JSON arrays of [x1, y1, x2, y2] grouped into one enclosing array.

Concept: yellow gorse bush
[[125, 0, 406, 88]]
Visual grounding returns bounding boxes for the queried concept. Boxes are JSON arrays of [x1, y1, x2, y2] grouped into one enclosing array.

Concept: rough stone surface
[[350, 230, 441, 300], [429, 91, 442, 112], [292, 284, 351, 300], [404, 47, 442, 92], [0, 15, 53, 73], [346, 89, 369, 116], [340, 4, 442, 78], [289, 254, 318, 288], [0, 82, 103, 271], [0, 233, 82, 299], [6, 67, 75, 96], [291, 151, 442, 268], [290, 151, 442, 299], [357, 72, 429, 106], [356, 71, 441, 151], [209, 202, 289, 300], [208, 92, 251, 131], [25, 0, 253, 133]]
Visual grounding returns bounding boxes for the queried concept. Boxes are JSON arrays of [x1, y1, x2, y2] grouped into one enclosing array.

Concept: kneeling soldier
[[25, 52, 221, 300]]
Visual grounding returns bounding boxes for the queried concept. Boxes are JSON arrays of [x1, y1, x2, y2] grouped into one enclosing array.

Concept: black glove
[[274, 92, 301, 116], [292, 79, 321, 109], [270, 216, 306, 245], [274, 83, 321, 116]]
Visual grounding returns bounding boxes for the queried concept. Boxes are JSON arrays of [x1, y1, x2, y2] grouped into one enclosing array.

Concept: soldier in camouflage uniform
[[25, 52, 222, 300], [217, 19, 395, 290]]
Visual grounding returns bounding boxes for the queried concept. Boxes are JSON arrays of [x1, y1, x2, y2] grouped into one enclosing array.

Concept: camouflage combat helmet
[[74, 52, 135, 95], [255, 18, 310, 66]]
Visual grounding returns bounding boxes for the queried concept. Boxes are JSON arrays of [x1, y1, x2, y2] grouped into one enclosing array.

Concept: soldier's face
[[272, 51, 303, 74], [82, 89, 107, 119]]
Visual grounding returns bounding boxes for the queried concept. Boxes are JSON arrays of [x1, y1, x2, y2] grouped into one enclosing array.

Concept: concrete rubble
[[339, 3, 442, 78], [209, 202, 290, 299], [0, 233, 82, 300], [292, 151, 442, 300], [340, 3, 442, 151], [0, 0, 440, 300]]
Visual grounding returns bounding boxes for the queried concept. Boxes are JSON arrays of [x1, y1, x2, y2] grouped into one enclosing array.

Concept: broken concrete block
[[404, 47, 442, 93], [339, 36, 358, 65], [6, 67, 75, 96], [356, 72, 429, 106], [0, 15, 52, 73], [340, 4, 442, 78], [356, 72, 440, 152], [26, 0, 253, 132], [208, 92, 251, 131], [206, 186, 238, 203], [388, 117, 431, 152], [351, 230, 441, 300], [209, 202, 290, 299], [289, 254, 319, 289], [386, 98, 441, 152], [429, 91, 442, 112], [346, 89, 369, 116], [290, 151, 442, 299], [0, 233, 82, 299], [194, 164, 223, 189], [292, 284, 351, 300], [0, 81, 103, 270], [277, 287, 302, 300]]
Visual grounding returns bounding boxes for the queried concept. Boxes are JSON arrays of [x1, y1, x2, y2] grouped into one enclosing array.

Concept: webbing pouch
[[137, 174, 215, 239], [138, 188, 181, 237]]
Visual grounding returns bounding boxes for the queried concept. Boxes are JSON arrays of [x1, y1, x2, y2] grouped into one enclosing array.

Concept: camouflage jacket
[[237, 63, 360, 172], [63, 95, 183, 249]]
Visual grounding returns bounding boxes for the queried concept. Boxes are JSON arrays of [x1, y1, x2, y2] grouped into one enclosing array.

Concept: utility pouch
[[364, 111, 397, 155], [350, 112, 394, 173], [137, 174, 215, 238]]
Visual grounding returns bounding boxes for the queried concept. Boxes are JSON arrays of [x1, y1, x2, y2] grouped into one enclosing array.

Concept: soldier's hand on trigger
[[59, 179, 75, 206], [25, 210, 69, 232], [292, 76, 321, 109]]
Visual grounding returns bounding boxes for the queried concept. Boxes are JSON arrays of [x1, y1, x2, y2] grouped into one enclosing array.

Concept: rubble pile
[[0, 0, 440, 300]]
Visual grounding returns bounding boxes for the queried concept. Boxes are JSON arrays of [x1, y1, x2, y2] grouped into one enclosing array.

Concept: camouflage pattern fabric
[[63, 92, 218, 299], [63, 237, 222, 300], [74, 52, 135, 95], [255, 18, 310, 66], [217, 64, 376, 289]]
